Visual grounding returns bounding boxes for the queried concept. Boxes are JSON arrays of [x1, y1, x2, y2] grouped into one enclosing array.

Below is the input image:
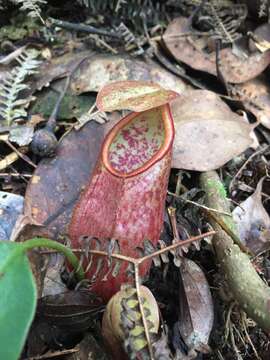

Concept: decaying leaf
[[22, 121, 104, 240], [102, 285, 159, 359], [31, 51, 91, 93], [249, 23, 270, 53], [0, 191, 24, 240], [164, 17, 270, 83], [70, 54, 188, 95], [171, 90, 253, 171], [37, 290, 103, 331], [230, 76, 270, 129], [175, 258, 214, 355], [65, 332, 110, 360], [96, 80, 178, 112], [9, 125, 34, 146], [232, 177, 270, 254]]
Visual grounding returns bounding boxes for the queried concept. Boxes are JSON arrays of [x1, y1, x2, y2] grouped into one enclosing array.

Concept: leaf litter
[[1, 2, 270, 360]]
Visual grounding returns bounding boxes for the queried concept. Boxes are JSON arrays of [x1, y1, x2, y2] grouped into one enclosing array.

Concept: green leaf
[[0, 241, 37, 360]]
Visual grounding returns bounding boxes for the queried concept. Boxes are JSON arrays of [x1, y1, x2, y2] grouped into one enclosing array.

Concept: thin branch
[[229, 145, 270, 192], [137, 231, 215, 264], [41, 232, 215, 265], [4, 140, 36, 168], [48, 17, 120, 38], [168, 191, 232, 216]]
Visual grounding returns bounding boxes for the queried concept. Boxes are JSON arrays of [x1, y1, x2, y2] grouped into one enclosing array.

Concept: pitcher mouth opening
[[102, 104, 174, 178]]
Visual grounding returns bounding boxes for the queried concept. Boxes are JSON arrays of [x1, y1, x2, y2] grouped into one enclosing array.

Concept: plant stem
[[200, 171, 270, 332], [20, 238, 85, 281]]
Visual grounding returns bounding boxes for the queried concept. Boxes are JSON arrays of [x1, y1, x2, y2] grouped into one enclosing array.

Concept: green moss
[[0, 14, 40, 41]]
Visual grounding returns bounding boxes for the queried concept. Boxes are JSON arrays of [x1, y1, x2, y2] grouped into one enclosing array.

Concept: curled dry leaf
[[164, 17, 270, 83], [232, 177, 270, 254], [70, 54, 188, 95], [102, 285, 159, 359], [175, 258, 214, 355], [230, 76, 270, 129], [96, 80, 178, 112], [171, 90, 253, 171]]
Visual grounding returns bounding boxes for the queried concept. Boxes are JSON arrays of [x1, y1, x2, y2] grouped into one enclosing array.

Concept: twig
[[87, 34, 118, 54], [168, 190, 232, 216], [152, 43, 206, 90], [137, 231, 215, 264], [240, 312, 261, 360], [48, 17, 120, 38], [229, 145, 270, 192], [3, 141, 36, 168], [41, 231, 215, 265], [0, 152, 20, 171], [168, 207, 181, 241], [0, 172, 31, 178]]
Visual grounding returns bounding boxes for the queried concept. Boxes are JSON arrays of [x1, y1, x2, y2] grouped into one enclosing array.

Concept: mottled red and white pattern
[[108, 108, 164, 173]]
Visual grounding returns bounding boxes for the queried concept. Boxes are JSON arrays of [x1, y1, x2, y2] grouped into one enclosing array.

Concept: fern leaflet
[[0, 49, 41, 126], [13, 0, 46, 21]]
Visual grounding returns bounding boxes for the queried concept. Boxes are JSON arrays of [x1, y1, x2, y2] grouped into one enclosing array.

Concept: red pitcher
[[69, 104, 174, 301]]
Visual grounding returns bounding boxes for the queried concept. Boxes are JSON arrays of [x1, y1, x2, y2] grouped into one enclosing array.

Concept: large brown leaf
[[171, 90, 253, 171], [164, 17, 270, 84], [230, 76, 270, 129], [70, 54, 188, 95], [22, 121, 104, 240]]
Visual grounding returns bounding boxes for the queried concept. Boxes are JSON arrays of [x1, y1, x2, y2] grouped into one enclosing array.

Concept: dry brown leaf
[[175, 258, 213, 355], [164, 17, 270, 84], [22, 121, 104, 240], [171, 90, 253, 171], [96, 80, 178, 112], [230, 76, 270, 129], [70, 54, 188, 95], [32, 51, 92, 92], [37, 290, 103, 330], [232, 177, 270, 254]]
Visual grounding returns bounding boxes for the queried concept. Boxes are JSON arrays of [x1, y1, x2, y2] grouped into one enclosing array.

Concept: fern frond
[[116, 22, 144, 55], [13, 0, 46, 21], [115, 0, 126, 12], [259, 0, 269, 17], [0, 49, 41, 126], [200, 2, 247, 45]]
